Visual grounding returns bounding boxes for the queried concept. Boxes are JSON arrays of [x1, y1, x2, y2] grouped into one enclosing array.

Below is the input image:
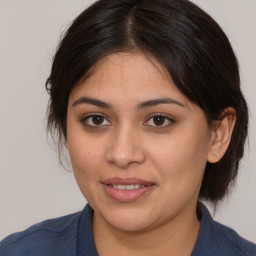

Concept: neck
[[93, 204, 200, 256]]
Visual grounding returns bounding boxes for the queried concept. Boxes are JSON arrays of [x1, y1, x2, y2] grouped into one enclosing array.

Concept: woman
[[0, 0, 255, 255]]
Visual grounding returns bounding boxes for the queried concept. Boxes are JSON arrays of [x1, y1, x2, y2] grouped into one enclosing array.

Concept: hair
[[45, 0, 248, 206]]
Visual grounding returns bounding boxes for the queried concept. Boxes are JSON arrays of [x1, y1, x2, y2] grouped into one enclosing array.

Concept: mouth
[[109, 184, 148, 190], [101, 177, 156, 202]]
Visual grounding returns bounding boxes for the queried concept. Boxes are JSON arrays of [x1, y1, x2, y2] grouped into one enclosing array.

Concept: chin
[[102, 206, 157, 233]]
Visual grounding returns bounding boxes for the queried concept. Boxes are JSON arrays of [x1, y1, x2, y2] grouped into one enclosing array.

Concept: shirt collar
[[77, 202, 219, 256]]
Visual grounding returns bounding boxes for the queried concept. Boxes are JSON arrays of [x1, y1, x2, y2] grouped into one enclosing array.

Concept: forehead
[[69, 52, 189, 107]]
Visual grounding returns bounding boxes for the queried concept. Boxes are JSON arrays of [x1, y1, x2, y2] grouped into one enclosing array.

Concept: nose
[[105, 125, 146, 169]]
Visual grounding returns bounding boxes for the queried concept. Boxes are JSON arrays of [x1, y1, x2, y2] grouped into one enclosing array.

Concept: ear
[[207, 107, 236, 163]]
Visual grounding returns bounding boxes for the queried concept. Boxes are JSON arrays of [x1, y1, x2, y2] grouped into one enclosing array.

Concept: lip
[[102, 177, 155, 186], [101, 177, 156, 203]]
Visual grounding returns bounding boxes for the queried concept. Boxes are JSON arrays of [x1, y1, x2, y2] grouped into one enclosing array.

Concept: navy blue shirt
[[1, 203, 255, 255]]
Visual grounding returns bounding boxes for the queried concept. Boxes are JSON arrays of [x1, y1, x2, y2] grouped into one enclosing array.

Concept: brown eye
[[81, 114, 111, 127], [92, 115, 104, 125], [153, 116, 165, 126], [144, 114, 174, 128]]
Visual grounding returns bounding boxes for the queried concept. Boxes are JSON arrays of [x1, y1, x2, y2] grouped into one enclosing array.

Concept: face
[[66, 52, 214, 233]]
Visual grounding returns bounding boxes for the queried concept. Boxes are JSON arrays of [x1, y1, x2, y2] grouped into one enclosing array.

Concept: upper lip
[[101, 177, 155, 186]]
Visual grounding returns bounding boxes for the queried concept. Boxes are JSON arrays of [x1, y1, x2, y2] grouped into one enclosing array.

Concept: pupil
[[93, 116, 104, 125], [153, 116, 165, 126]]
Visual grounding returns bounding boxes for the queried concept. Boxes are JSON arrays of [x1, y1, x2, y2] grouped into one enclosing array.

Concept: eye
[[144, 114, 174, 128], [81, 114, 111, 127]]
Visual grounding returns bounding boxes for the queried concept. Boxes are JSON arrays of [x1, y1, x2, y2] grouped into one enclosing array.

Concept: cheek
[[67, 119, 102, 169], [67, 126, 106, 194], [150, 143, 206, 211], [68, 137, 105, 205], [69, 139, 103, 177], [147, 128, 210, 191]]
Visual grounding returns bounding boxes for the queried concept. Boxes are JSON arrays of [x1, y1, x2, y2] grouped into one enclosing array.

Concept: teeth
[[113, 185, 126, 190], [112, 184, 145, 190]]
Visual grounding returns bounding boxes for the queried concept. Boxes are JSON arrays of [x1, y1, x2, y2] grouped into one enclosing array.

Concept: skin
[[66, 52, 236, 256]]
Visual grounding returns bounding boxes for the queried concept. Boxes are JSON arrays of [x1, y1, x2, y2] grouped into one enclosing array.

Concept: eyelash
[[80, 114, 111, 128], [144, 113, 175, 129], [80, 113, 175, 129]]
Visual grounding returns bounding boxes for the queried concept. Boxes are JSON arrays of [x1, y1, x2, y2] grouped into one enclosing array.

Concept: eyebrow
[[72, 97, 112, 109], [137, 98, 185, 109], [72, 96, 185, 109]]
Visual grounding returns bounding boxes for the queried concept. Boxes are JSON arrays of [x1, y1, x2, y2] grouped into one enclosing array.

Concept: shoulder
[[213, 220, 256, 256], [193, 203, 256, 256], [0, 210, 82, 256]]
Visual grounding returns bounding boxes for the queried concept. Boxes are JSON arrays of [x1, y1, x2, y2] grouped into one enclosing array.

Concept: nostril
[[105, 133, 146, 168], [106, 150, 145, 168]]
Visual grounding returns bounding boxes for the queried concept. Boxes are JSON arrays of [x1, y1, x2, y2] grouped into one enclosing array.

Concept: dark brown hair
[[46, 0, 248, 206]]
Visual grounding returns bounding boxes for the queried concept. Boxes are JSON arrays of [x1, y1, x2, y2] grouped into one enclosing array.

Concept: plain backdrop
[[0, 0, 255, 242]]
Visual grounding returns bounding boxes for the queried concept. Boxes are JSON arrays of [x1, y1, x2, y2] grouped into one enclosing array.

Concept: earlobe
[[207, 107, 236, 163]]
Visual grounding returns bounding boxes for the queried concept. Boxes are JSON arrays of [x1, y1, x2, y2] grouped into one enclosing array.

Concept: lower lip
[[102, 184, 155, 203]]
